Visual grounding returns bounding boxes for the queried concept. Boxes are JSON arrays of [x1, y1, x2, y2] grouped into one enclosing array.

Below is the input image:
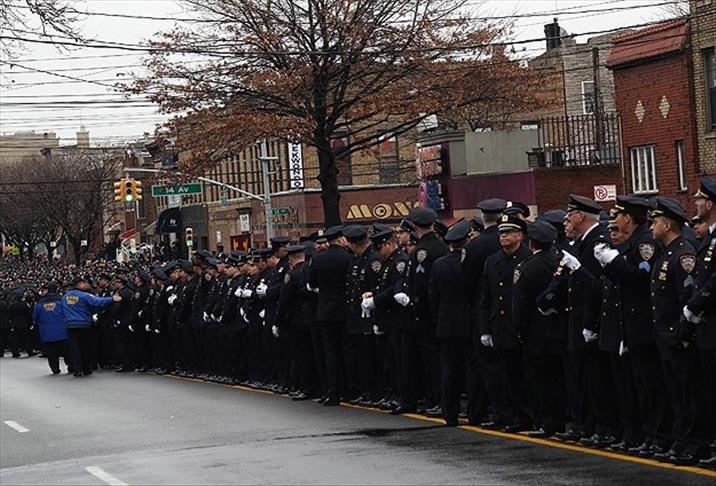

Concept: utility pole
[[259, 139, 278, 244], [592, 46, 603, 161]]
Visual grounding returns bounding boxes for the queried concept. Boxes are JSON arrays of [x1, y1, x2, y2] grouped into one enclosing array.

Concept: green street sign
[[271, 207, 290, 216], [151, 182, 203, 197], [221, 195, 228, 207]]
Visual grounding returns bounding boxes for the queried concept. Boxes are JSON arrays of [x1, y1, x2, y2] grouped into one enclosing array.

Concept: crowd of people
[[1, 178, 714, 469]]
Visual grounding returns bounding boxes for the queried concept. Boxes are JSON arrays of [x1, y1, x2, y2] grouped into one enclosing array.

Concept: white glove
[[480, 334, 494, 348], [128, 325, 134, 332], [138, 310, 143, 318], [618, 340, 628, 356], [242, 289, 253, 298], [307, 283, 319, 293], [211, 313, 219, 322], [362, 297, 375, 311], [203, 311, 210, 322], [154, 328, 160, 334], [92, 314, 98, 323], [168, 294, 178, 305], [373, 324, 381, 335], [594, 243, 619, 267], [538, 307, 557, 316], [234, 286, 243, 298], [683, 305, 702, 324], [394, 292, 410, 307], [259, 309, 265, 319], [240, 307, 246, 318], [561, 250, 581, 271], [582, 328, 598, 343], [272, 325, 280, 338], [145, 324, 150, 332], [256, 283, 268, 297]]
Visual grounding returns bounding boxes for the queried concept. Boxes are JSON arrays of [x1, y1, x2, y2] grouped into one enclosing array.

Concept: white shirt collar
[[710, 222, 716, 234], [581, 222, 600, 242]]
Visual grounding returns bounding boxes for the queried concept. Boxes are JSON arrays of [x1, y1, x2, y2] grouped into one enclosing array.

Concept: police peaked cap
[[224, 255, 242, 267], [444, 220, 471, 244], [433, 219, 449, 237], [695, 177, 716, 201], [397, 218, 416, 233], [97, 273, 112, 281], [409, 207, 438, 228], [470, 217, 484, 232], [477, 198, 507, 214], [179, 260, 194, 273], [539, 209, 567, 226], [286, 244, 306, 255], [137, 271, 151, 283], [270, 236, 291, 248], [613, 195, 650, 216], [370, 229, 395, 247], [567, 194, 602, 215], [649, 197, 688, 224], [343, 225, 369, 243], [504, 201, 530, 218], [152, 268, 168, 281], [528, 220, 557, 244], [324, 225, 344, 241], [498, 214, 527, 233], [371, 222, 393, 235], [163, 261, 182, 273]]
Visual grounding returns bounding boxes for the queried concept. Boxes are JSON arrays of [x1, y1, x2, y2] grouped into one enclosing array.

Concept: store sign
[[230, 235, 250, 252], [416, 144, 444, 179], [239, 214, 251, 233], [346, 201, 418, 221], [288, 142, 304, 189]]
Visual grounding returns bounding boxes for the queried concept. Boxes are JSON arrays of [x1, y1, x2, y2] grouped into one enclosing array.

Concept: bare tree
[[131, 0, 543, 226], [1, 0, 82, 58]]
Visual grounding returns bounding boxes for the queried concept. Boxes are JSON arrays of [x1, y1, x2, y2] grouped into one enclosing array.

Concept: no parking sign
[[594, 184, 617, 202]]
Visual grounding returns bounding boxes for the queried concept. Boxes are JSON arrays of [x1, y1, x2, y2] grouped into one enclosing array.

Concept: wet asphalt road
[[1, 355, 714, 485]]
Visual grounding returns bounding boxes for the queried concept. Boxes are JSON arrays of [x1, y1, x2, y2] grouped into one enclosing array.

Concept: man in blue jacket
[[61, 276, 120, 377], [33, 283, 72, 375]]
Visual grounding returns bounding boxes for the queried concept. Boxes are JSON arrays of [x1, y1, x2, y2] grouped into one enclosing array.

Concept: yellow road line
[[163, 374, 716, 478]]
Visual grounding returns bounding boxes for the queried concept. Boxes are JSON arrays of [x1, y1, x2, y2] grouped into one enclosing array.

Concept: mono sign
[[288, 142, 304, 189]]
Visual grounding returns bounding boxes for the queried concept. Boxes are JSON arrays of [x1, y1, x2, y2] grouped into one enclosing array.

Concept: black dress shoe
[[528, 428, 554, 439], [698, 451, 716, 467], [51, 370, 61, 375], [323, 399, 340, 407], [593, 435, 617, 448], [554, 429, 581, 442], [389, 406, 417, 415], [444, 420, 459, 427], [667, 451, 699, 466], [478, 421, 506, 430], [652, 449, 679, 462], [579, 434, 600, 447], [627, 440, 651, 456], [292, 392, 308, 401], [503, 423, 529, 434], [82, 370, 93, 376], [73, 371, 84, 377], [424, 405, 443, 418]]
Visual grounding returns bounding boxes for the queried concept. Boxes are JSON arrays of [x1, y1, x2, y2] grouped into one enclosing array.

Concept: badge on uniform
[[461, 248, 467, 263], [416, 249, 428, 263], [135, 292, 141, 299], [284, 273, 291, 284], [371, 260, 382, 273], [679, 254, 696, 273], [638, 243, 655, 261], [395, 261, 406, 274], [513, 268, 521, 285]]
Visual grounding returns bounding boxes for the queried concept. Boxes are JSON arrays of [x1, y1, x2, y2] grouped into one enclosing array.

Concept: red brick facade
[[609, 22, 700, 208], [534, 165, 624, 212]]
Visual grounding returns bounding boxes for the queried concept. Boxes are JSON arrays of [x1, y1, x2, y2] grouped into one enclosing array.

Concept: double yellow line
[[167, 374, 716, 479]]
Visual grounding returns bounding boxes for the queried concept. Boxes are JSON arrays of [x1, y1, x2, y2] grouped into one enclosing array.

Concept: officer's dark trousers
[[320, 321, 346, 401], [659, 341, 707, 449], [44, 340, 71, 373], [67, 327, 94, 373], [97, 323, 116, 367], [524, 351, 564, 432], [361, 334, 381, 401], [416, 329, 441, 407], [629, 344, 672, 440], [132, 329, 151, 370], [474, 334, 510, 422], [344, 333, 363, 399], [700, 350, 716, 442], [0, 328, 10, 354], [292, 326, 316, 394], [182, 326, 197, 371], [310, 325, 327, 397], [247, 327, 262, 381], [114, 326, 133, 369], [10, 328, 31, 357], [607, 352, 642, 443], [171, 325, 185, 369], [497, 348, 532, 425], [440, 338, 479, 423], [566, 349, 594, 434], [586, 350, 620, 436]]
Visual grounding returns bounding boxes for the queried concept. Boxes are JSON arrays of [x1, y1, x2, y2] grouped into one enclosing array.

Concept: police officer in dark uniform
[[512, 220, 565, 438], [265, 237, 291, 392], [363, 229, 409, 409], [94, 273, 116, 369], [479, 214, 532, 432], [110, 274, 136, 372], [684, 179, 716, 467], [132, 271, 153, 372], [308, 226, 353, 406], [596, 196, 668, 454], [396, 207, 447, 416], [429, 220, 479, 426], [648, 197, 704, 465], [538, 209, 571, 252]]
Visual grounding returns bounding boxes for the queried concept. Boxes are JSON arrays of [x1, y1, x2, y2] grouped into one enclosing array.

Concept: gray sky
[[0, 0, 681, 146]]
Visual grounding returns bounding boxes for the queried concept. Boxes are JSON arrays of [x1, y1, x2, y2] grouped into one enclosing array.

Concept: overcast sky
[[0, 0, 681, 146]]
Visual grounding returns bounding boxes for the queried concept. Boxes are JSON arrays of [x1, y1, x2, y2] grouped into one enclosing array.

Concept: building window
[[630, 145, 658, 193], [378, 133, 399, 184], [582, 80, 595, 115], [705, 49, 716, 131], [676, 141, 687, 191]]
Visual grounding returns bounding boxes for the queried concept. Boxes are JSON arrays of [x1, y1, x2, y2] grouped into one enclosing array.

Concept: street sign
[[221, 195, 228, 207], [594, 184, 617, 202], [271, 207, 290, 216], [151, 182, 203, 197], [167, 195, 182, 208]]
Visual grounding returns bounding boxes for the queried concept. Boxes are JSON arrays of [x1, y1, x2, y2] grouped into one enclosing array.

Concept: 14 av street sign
[[151, 183, 203, 197]]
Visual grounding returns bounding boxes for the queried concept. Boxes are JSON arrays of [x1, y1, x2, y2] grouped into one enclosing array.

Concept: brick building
[[691, 0, 716, 173], [607, 19, 700, 207]]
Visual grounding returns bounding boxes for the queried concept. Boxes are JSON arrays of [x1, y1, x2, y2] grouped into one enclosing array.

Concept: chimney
[[76, 125, 90, 148], [544, 18, 562, 51]]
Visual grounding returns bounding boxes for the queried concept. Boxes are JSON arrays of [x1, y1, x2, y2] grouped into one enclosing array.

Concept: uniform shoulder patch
[[369, 260, 381, 273], [638, 242, 655, 261], [513, 268, 521, 285], [416, 249, 428, 263], [679, 254, 696, 273], [395, 261, 406, 274], [135, 292, 141, 300], [461, 248, 467, 263], [284, 273, 291, 284]]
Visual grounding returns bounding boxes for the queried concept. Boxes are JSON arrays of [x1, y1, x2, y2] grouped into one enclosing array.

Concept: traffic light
[[113, 179, 125, 202], [133, 179, 143, 201], [124, 179, 134, 202], [185, 227, 194, 248]]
